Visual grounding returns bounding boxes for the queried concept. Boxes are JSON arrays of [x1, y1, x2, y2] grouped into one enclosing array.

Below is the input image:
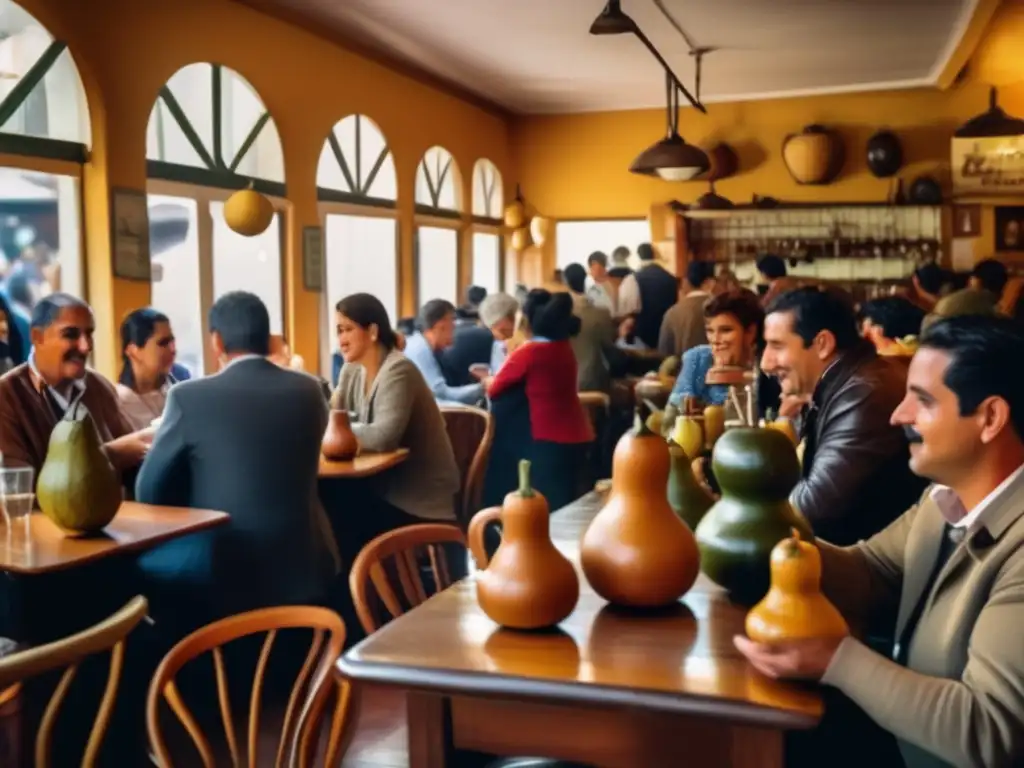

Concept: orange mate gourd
[[469, 460, 579, 630], [745, 528, 848, 643], [580, 403, 701, 608]]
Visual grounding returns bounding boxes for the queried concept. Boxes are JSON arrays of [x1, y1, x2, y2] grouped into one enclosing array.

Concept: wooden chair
[[349, 523, 468, 634], [440, 405, 494, 527], [146, 606, 350, 768], [0, 595, 148, 768]]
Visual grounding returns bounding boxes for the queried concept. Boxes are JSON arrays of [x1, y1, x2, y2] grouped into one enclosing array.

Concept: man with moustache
[[736, 315, 1024, 768], [0, 292, 149, 477], [761, 287, 926, 545]]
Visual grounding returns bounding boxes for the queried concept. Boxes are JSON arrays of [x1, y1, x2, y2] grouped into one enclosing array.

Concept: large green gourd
[[667, 442, 713, 530], [694, 427, 813, 604], [36, 401, 122, 535]]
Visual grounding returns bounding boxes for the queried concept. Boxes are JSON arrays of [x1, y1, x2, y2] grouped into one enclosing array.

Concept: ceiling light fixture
[[589, 0, 706, 114], [955, 86, 1024, 138], [630, 72, 709, 180]]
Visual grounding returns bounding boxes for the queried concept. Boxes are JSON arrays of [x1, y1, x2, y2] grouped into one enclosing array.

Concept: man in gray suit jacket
[[563, 263, 624, 392], [135, 291, 340, 634]]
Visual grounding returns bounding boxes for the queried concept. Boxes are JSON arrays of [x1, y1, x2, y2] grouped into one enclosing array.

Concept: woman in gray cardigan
[[330, 293, 461, 530]]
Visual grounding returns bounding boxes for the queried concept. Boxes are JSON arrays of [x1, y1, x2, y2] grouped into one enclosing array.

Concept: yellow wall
[[18, 0, 513, 377]]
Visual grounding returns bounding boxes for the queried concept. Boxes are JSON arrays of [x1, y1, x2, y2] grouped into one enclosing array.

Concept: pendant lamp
[[630, 73, 709, 181], [955, 87, 1024, 138]]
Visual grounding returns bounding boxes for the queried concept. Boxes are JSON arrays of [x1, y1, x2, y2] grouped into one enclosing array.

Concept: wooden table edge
[[318, 448, 410, 479], [2, 510, 230, 576], [335, 656, 821, 730]]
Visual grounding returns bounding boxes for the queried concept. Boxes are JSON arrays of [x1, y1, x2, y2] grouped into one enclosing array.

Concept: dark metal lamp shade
[[589, 0, 636, 35], [955, 87, 1024, 138], [630, 132, 710, 181]]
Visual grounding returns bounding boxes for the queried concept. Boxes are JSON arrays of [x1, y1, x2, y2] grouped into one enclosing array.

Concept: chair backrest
[[440, 405, 494, 526], [349, 523, 467, 634], [0, 595, 148, 768], [146, 606, 349, 768]]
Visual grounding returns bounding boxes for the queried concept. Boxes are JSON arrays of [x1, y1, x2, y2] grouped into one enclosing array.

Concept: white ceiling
[[250, 0, 981, 114]]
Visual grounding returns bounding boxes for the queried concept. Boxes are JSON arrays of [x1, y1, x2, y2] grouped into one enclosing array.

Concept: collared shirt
[[929, 463, 1024, 530], [28, 350, 85, 413], [586, 280, 615, 314], [404, 332, 484, 406]]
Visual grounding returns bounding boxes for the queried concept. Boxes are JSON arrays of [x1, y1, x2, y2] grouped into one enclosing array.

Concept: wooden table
[[318, 448, 409, 479], [0, 503, 228, 575], [338, 492, 822, 768]]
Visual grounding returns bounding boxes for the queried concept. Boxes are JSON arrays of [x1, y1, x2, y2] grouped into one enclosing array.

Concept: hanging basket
[[510, 227, 532, 251], [782, 125, 844, 185]]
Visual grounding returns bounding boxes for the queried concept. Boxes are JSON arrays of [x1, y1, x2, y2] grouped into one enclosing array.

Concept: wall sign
[[302, 225, 324, 292], [111, 188, 152, 281], [952, 136, 1024, 197]]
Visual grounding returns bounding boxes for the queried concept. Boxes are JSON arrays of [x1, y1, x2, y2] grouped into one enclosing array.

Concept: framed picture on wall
[[110, 188, 152, 281], [994, 206, 1024, 252], [951, 204, 981, 238]]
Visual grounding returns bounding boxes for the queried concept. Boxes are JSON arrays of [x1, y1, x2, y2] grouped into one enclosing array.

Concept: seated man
[[0, 293, 148, 477], [405, 298, 488, 405], [135, 291, 339, 634], [761, 287, 926, 545], [440, 292, 518, 386], [737, 314, 1024, 768]]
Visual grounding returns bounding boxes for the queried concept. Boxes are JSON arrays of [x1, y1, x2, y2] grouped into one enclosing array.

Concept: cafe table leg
[[407, 691, 455, 768]]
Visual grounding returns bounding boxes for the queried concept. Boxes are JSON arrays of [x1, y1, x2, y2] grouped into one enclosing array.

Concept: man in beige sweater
[[736, 314, 1024, 768]]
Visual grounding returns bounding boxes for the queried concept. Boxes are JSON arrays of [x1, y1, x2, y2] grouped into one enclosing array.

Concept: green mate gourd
[[667, 442, 713, 530], [694, 427, 813, 604], [36, 400, 122, 535]]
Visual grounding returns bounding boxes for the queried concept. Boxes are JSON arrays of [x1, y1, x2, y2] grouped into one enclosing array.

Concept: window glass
[[417, 227, 458, 306]]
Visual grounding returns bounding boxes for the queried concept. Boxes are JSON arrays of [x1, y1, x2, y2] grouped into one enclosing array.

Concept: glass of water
[[0, 467, 34, 525]]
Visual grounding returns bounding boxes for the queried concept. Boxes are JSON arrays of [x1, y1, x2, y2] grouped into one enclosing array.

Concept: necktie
[[893, 524, 966, 665]]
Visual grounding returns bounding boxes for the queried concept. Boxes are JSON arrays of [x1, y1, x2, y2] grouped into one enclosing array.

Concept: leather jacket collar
[[811, 340, 878, 411]]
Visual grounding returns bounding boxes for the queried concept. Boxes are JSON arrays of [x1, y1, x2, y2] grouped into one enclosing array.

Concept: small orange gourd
[[468, 460, 579, 630], [580, 403, 701, 608], [745, 528, 848, 643]]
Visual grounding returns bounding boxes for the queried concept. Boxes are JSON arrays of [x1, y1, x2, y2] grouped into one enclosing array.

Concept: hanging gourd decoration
[[865, 130, 903, 178], [529, 215, 552, 246], [695, 427, 813, 604], [223, 182, 274, 236], [503, 196, 526, 229], [468, 460, 580, 630], [745, 528, 848, 643], [781, 125, 843, 185], [580, 402, 701, 608], [510, 227, 532, 252], [36, 402, 122, 536]]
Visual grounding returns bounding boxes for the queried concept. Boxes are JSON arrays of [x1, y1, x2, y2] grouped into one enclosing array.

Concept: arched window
[[415, 146, 460, 214], [145, 63, 286, 377], [317, 114, 396, 206], [472, 159, 503, 221], [317, 114, 398, 376], [414, 146, 461, 307], [146, 63, 285, 195], [471, 159, 503, 294], [0, 1, 89, 310]]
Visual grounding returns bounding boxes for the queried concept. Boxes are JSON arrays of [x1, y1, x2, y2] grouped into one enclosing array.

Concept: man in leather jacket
[[762, 287, 927, 545]]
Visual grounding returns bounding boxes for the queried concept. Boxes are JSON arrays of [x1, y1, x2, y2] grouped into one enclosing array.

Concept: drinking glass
[[0, 467, 34, 525]]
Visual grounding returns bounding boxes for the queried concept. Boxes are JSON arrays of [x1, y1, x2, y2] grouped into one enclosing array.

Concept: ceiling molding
[[931, 0, 1002, 89], [227, 0, 512, 120]]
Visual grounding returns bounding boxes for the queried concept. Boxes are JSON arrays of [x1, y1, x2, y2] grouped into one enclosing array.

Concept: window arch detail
[[415, 145, 461, 216], [472, 159, 503, 221], [146, 63, 285, 196], [317, 114, 396, 207], [0, 1, 90, 161]]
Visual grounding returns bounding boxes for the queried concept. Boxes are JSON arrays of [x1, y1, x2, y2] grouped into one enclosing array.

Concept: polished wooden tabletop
[[339, 491, 823, 730], [0, 503, 228, 575], [319, 448, 409, 479]]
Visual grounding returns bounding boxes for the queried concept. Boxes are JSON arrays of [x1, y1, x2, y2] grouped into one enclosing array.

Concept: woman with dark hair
[[485, 289, 593, 510], [116, 307, 179, 430], [330, 293, 460, 531], [0, 292, 27, 374]]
